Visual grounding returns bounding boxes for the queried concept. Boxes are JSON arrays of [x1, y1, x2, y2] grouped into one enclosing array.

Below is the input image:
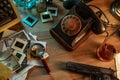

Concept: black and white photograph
[[12, 50, 26, 64], [0, 50, 21, 72], [47, 7, 58, 16], [11, 38, 28, 52], [40, 11, 53, 23]]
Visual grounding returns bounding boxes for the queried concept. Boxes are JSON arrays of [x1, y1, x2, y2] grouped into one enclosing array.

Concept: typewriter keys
[[61, 15, 82, 36]]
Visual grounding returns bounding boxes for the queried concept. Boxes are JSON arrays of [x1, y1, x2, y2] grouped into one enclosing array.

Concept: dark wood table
[[17, 0, 120, 80]]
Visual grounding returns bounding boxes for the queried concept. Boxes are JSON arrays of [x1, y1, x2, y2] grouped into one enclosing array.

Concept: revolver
[[65, 61, 118, 80]]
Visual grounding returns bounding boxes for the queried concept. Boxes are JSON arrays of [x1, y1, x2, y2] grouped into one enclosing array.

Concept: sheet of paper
[[10, 65, 34, 80], [115, 53, 120, 70], [28, 33, 37, 40], [116, 71, 120, 80], [2, 42, 7, 52], [11, 72, 28, 80], [0, 50, 11, 61], [114, 53, 120, 79], [27, 60, 43, 66], [2, 29, 16, 38]]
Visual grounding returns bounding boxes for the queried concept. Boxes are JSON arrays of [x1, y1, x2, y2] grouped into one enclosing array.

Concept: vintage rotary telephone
[[50, 1, 106, 51]]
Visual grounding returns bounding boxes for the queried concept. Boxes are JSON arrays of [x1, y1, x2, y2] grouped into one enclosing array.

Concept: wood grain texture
[[18, 0, 119, 80]]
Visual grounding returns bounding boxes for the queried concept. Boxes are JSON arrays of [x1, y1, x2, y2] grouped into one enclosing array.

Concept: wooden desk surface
[[17, 0, 120, 80]]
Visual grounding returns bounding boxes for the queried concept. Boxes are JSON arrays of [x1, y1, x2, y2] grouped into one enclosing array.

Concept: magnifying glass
[[30, 43, 45, 58], [29, 43, 51, 74]]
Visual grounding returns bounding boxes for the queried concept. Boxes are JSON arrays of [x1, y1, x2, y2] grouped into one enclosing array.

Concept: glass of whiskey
[[96, 31, 118, 61]]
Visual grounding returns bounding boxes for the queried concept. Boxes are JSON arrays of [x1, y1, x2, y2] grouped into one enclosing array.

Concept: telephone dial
[[50, 1, 106, 51]]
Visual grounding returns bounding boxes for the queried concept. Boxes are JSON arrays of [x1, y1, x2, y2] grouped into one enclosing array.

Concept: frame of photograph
[[47, 7, 58, 16], [12, 50, 26, 64], [11, 38, 28, 52], [40, 11, 53, 23], [23, 14, 38, 27]]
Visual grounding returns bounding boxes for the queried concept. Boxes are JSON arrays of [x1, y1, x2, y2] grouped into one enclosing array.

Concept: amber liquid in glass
[[97, 43, 116, 61]]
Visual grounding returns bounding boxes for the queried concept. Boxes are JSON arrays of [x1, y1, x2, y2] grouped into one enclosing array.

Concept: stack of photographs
[[0, 50, 21, 72], [0, 30, 30, 72]]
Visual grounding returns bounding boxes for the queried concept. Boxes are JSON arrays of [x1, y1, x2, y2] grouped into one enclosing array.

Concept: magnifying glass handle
[[41, 59, 51, 74]]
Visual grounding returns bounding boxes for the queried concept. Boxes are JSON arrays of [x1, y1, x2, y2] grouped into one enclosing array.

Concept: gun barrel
[[66, 61, 119, 80]]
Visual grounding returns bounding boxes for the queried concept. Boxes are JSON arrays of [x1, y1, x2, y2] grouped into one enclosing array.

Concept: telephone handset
[[63, 1, 105, 34], [50, 1, 106, 51]]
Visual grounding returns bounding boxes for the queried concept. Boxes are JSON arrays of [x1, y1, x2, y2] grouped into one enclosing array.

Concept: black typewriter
[[0, 0, 17, 27]]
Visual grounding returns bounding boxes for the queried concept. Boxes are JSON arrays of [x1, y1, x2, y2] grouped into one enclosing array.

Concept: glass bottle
[[36, 0, 46, 13]]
